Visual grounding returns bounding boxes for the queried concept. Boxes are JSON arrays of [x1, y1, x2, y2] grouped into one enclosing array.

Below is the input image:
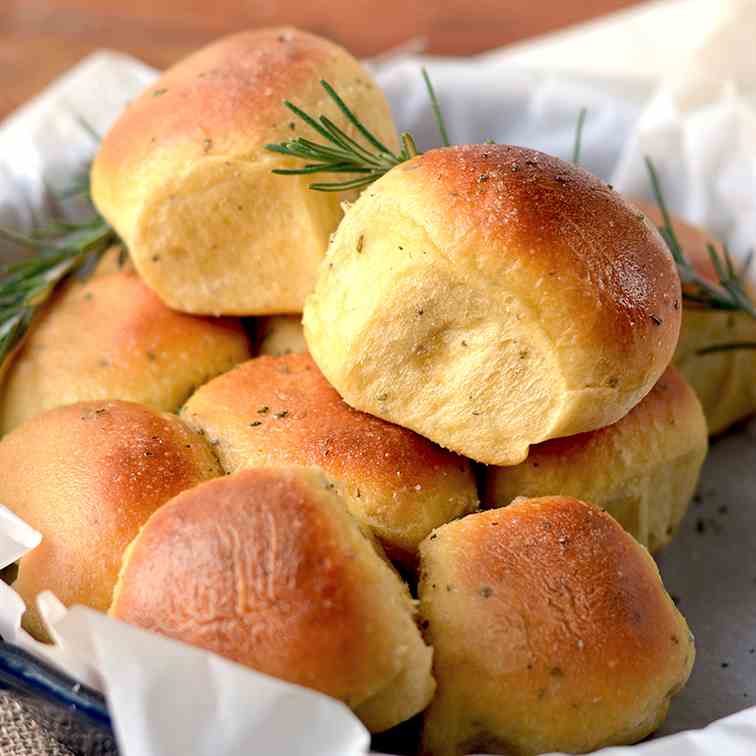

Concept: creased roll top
[[111, 467, 435, 731]]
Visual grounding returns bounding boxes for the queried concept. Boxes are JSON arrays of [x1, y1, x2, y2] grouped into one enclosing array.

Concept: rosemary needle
[[572, 108, 587, 166], [0, 170, 117, 367]]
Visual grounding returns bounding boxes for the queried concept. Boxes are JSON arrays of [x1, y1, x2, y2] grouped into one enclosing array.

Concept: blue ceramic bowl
[[0, 640, 118, 754]]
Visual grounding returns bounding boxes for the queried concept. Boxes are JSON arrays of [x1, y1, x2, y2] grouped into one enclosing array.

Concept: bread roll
[[111, 467, 435, 732], [0, 400, 221, 639], [91, 28, 398, 315], [180, 353, 477, 556], [419, 497, 694, 756], [634, 200, 756, 434], [256, 314, 306, 356], [0, 248, 250, 434], [484, 366, 707, 552], [304, 145, 681, 465]]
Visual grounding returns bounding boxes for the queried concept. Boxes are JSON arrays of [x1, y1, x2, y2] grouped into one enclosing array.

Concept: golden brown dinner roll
[[634, 200, 756, 434], [91, 28, 398, 315], [180, 353, 477, 556], [484, 366, 707, 552], [0, 400, 221, 639], [419, 497, 694, 756], [0, 248, 250, 434], [304, 145, 681, 466], [111, 467, 435, 731], [255, 314, 306, 356]]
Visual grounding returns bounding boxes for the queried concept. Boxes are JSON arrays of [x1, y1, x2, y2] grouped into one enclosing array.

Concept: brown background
[[0, 0, 642, 119]]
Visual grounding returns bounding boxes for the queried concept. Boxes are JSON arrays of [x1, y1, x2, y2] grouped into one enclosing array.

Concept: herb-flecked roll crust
[[419, 497, 694, 756], [304, 144, 681, 465], [91, 28, 398, 315], [0, 400, 221, 640], [0, 248, 250, 434], [484, 366, 708, 552], [180, 353, 478, 556], [634, 200, 756, 434], [111, 467, 435, 732]]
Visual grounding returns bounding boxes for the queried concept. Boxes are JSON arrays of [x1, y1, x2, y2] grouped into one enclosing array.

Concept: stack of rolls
[[2, 25, 737, 756]]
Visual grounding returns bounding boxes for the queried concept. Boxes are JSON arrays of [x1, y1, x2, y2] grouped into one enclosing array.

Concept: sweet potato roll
[[180, 353, 478, 556], [111, 467, 435, 732], [304, 145, 681, 465], [0, 400, 221, 639], [91, 28, 398, 315], [0, 248, 250, 434], [419, 497, 694, 756], [484, 366, 707, 552]]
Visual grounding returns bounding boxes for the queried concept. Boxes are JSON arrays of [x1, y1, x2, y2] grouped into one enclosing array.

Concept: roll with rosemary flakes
[[0, 248, 250, 435], [484, 366, 708, 552], [180, 353, 478, 558], [91, 28, 399, 315], [111, 467, 435, 732], [634, 200, 756, 435], [419, 497, 694, 756], [304, 145, 682, 466], [0, 400, 221, 640]]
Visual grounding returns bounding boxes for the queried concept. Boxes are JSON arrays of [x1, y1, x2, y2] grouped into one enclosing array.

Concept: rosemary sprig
[[266, 68, 450, 191], [421, 67, 450, 148], [645, 157, 755, 320], [0, 170, 117, 366], [266, 80, 418, 192]]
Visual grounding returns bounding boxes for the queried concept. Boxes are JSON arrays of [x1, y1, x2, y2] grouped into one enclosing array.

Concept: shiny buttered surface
[[634, 200, 756, 434], [0, 249, 250, 434], [304, 145, 681, 466], [180, 353, 478, 555], [484, 366, 708, 551], [91, 28, 398, 315], [111, 467, 435, 732], [0, 400, 221, 639], [418, 497, 695, 756]]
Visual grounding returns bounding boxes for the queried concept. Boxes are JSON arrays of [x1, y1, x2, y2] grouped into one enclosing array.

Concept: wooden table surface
[[1, 0, 642, 120]]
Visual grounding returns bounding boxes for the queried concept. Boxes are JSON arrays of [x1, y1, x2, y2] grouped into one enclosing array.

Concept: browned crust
[[183, 352, 473, 497], [0, 400, 220, 637], [421, 497, 691, 697], [112, 467, 403, 704], [95, 27, 379, 173], [394, 145, 681, 364], [0, 264, 249, 431]]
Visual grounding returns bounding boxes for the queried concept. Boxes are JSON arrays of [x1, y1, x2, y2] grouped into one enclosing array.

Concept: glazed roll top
[[111, 467, 435, 732], [304, 145, 681, 465], [180, 353, 478, 556], [484, 366, 708, 552], [419, 497, 694, 756], [634, 200, 756, 434], [0, 400, 221, 639], [91, 28, 399, 315], [0, 248, 250, 434]]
